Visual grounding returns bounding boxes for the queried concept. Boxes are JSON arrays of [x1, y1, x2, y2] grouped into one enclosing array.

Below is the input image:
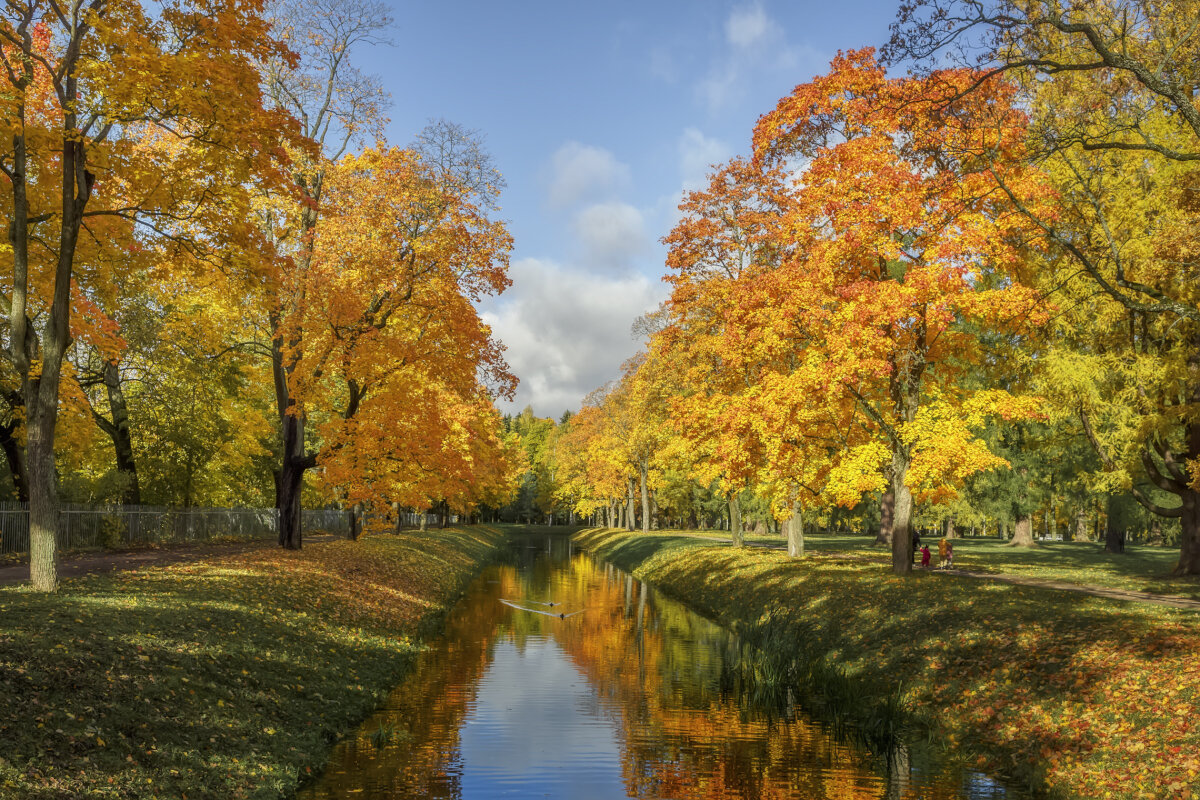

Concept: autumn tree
[[751, 50, 1042, 574], [659, 157, 792, 546], [0, 1, 291, 590], [890, 1, 1200, 574], [257, 0, 390, 547], [280, 146, 515, 534]]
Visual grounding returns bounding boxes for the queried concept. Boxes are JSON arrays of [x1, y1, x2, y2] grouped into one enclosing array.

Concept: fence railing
[[0, 503, 362, 556]]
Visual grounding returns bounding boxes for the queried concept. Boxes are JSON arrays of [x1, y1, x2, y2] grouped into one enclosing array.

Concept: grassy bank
[[674, 529, 1199, 600], [0, 526, 508, 799], [575, 528, 1200, 800]]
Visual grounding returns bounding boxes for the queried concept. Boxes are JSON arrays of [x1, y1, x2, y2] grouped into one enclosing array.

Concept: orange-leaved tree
[[659, 157, 793, 546], [276, 146, 515, 539], [0, 2, 292, 590], [752, 49, 1044, 575]]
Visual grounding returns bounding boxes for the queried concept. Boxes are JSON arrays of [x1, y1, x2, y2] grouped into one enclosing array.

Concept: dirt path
[[675, 533, 1200, 611], [0, 535, 340, 587]]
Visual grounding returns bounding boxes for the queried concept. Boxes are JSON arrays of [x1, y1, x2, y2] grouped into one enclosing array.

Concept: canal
[[300, 533, 1022, 799]]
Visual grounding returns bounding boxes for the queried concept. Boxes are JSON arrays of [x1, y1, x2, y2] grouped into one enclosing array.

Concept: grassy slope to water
[[0, 526, 507, 799], [575, 528, 1200, 800]]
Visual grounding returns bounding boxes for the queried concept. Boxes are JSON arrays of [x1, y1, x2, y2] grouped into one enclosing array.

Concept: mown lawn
[[665, 528, 1199, 600], [0, 526, 507, 799], [575, 528, 1200, 800]]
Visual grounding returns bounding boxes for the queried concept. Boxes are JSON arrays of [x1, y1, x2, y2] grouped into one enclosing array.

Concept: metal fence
[[0, 503, 355, 556]]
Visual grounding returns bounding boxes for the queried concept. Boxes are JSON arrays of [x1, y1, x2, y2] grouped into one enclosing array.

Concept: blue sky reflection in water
[[458, 638, 627, 798], [299, 537, 1023, 799]]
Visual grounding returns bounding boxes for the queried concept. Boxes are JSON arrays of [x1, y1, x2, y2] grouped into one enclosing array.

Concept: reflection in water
[[299, 535, 1019, 799]]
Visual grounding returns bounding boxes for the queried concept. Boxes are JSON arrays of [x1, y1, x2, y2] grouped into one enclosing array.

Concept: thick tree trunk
[[348, 503, 363, 541], [25, 139, 88, 591], [276, 411, 306, 549], [1010, 512, 1036, 547], [1176, 495, 1200, 574], [419, 511, 427, 532], [729, 490, 743, 547], [1073, 509, 1090, 541], [786, 496, 804, 558], [890, 452, 914, 576], [639, 460, 650, 534], [27, 413, 60, 593], [649, 488, 659, 530], [944, 515, 955, 539], [876, 489, 894, 545]]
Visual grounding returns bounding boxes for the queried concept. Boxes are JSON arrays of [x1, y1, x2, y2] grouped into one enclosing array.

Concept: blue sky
[[362, 0, 900, 417]]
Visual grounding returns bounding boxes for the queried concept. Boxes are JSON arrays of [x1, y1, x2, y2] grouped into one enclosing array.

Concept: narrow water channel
[[300, 534, 1023, 799]]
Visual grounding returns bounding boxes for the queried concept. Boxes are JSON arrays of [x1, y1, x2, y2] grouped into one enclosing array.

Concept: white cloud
[[696, 4, 822, 113], [678, 127, 730, 190], [571, 202, 651, 271], [545, 142, 631, 210], [482, 257, 667, 416], [726, 3, 769, 48]]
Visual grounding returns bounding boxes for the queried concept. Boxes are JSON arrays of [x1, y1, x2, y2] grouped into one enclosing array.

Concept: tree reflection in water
[[300, 536, 1017, 800]]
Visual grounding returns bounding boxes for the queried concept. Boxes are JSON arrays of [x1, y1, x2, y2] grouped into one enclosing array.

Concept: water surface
[[300, 535, 1020, 799]]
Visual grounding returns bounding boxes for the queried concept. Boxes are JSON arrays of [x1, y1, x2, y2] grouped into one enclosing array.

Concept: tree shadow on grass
[[0, 531, 504, 799]]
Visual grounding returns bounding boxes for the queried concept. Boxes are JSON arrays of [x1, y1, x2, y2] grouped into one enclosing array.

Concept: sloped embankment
[[0, 525, 508, 799], [573, 528, 1200, 800]]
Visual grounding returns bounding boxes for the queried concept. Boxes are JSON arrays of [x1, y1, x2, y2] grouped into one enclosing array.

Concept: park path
[[0, 534, 340, 587], [672, 533, 1200, 611]]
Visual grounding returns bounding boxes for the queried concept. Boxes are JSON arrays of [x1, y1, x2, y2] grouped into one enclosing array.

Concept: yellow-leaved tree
[[0, 1, 292, 590]]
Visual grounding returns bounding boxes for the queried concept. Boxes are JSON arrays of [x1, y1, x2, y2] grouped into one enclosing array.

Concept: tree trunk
[[649, 488, 659, 530], [1104, 494, 1125, 554], [944, 515, 955, 539], [0, 419, 29, 502], [728, 490, 743, 547], [1176, 494, 1200, 574], [1010, 512, 1036, 547], [1073, 509, 1090, 541], [786, 495, 804, 558], [348, 503, 363, 541], [99, 361, 140, 505], [626, 478, 636, 531], [275, 411, 306, 549], [891, 451, 915, 575], [639, 460, 650, 534], [876, 488, 894, 545], [419, 511, 427, 532]]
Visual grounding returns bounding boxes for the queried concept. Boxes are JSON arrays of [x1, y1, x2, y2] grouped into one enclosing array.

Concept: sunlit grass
[[0, 526, 507, 799], [575, 528, 1200, 800], [648, 527, 1198, 600]]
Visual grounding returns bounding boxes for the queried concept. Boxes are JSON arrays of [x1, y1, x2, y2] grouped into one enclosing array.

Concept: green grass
[[654, 528, 1199, 601], [0, 526, 508, 799], [575, 528, 1200, 800]]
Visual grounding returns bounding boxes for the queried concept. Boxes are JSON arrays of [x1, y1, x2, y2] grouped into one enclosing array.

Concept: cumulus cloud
[[726, 3, 769, 48], [571, 202, 651, 272], [481, 258, 667, 416], [545, 142, 631, 210]]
